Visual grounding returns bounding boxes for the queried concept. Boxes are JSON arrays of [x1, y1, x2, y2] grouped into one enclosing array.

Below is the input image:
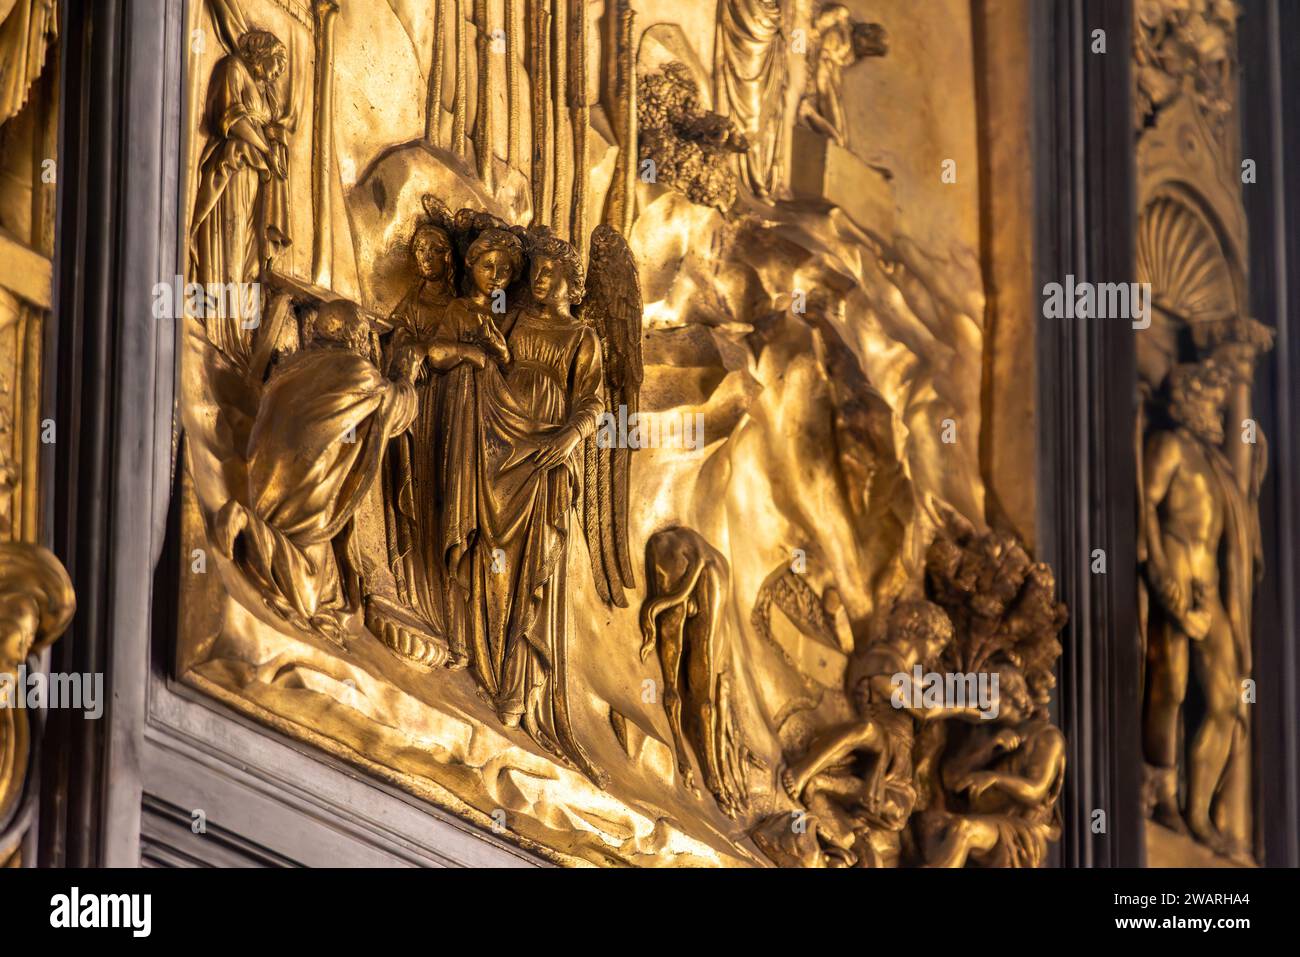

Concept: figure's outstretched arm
[[425, 340, 485, 371]]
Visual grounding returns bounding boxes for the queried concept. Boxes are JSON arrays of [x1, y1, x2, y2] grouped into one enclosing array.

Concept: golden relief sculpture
[[640, 526, 758, 818], [190, 22, 293, 365], [796, 3, 887, 149], [1134, 0, 1270, 866], [0, 543, 75, 867], [0, 0, 72, 868], [713, 0, 785, 199], [178, 0, 1067, 866], [637, 62, 749, 212], [1134, 0, 1236, 138]]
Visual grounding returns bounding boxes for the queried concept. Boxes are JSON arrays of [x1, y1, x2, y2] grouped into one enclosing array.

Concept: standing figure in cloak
[[435, 223, 521, 669], [366, 201, 485, 669], [451, 225, 642, 787], [190, 28, 291, 370], [215, 300, 416, 643], [714, 0, 787, 198]]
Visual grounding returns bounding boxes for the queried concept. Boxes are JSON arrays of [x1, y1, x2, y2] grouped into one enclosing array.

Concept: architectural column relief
[[1134, 0, 1270, 867]]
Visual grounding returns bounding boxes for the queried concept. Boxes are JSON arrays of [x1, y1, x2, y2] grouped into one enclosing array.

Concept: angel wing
[[578, 225, 644, 607]]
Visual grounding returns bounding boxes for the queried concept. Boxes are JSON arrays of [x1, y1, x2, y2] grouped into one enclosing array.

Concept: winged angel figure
[[394, 213, 643, 787]]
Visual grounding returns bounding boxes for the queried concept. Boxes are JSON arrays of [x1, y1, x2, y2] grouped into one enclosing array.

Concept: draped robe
[[442, 307, 604, 760], [190, 52, 290, 367], [380, 282, 455, 643], [223, 345, 416, 639], [714, 0, 787, 196]]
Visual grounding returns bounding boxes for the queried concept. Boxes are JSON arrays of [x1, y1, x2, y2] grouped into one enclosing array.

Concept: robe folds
[[714, 0, 786, 196], [190, 52, 290, 367], [381, 283, 455, 641], [442, 309, 604, 759], [221, 346, 416, 639]]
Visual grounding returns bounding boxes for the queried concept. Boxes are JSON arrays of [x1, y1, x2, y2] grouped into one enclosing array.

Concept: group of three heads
[[410, 201, 586, 314], [304, 205, 589, 361]]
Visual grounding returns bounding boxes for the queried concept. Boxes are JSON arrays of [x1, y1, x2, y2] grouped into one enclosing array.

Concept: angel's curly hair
[[238, 29, 286, 72], [527, 227, 585, 302], [463, 227, 525, 282]]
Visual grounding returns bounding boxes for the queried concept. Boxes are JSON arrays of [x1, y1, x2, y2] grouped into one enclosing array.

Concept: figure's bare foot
[[703, 774, 738, 818], [1152, 800, 1189, 835], [1187, 814, 1230, 856], [680, 765, 699, 796]]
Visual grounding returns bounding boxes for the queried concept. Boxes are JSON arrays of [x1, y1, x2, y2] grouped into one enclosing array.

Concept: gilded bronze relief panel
[[175, 0, 1066, 867]]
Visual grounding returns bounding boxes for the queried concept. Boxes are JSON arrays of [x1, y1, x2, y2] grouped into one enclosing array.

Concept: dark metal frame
[[34, 0, 1297, 868], [1033, 0, 1144, 867], [1240, 0, 1300, 869], [39, 0, 126, 868], [1034, 0, 1300, 868]]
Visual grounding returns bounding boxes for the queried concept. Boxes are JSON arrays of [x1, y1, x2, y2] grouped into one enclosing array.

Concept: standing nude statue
[[1141, 359, 1254, 859]]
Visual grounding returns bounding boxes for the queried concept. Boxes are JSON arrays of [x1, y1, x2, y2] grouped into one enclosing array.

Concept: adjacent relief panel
[[0, 1, 74, 868], [1134, 0, 1270, 867]]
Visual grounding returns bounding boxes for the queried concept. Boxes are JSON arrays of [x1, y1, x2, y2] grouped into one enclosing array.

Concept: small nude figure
[[640, 526, 751, 817], [779, 600, 974, 865], [797, 5, 888, 147], [916, 669, 1066, 868]]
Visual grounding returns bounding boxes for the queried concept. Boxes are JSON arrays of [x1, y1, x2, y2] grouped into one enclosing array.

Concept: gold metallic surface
[[0, 543, 75, 836], [178, 0, 1066, 866], [0, 0, 72, 866], [973, 0, 1037, 547], [1134, 0, 1267, 867]]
